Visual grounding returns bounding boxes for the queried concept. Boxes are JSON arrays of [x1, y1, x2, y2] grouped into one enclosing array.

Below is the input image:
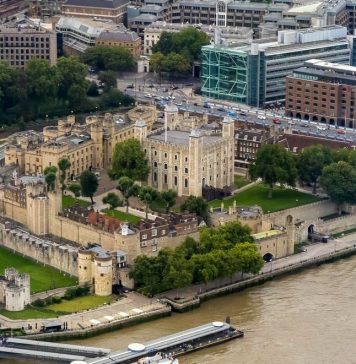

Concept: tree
[[163, 52, 191, 74], [87, 81, 99, 97], [100, 88, 134, 108], [44, 165, 57, 191], [98, 70, 117, 90], [68, 183, 81, 198], [181, 195, 208, 221], [45, 172, 56, 191], [83, 46, 135, 72], [161, 189, 177, 213], [297, 145, 332, 194], [149, 52, 165, 82], [109, 139, 150, 181], [116, 176, 139, 213], [320, 161, 356, 213], [138, 186, 159, 220], [249, 144, 297, 198], [80, 170, 98, 204], [58, 158, 71, 195], [102, 192, 122, 210], [230, 242, 264, 277]]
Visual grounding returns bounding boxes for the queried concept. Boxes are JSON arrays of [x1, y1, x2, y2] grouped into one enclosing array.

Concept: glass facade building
[[201, 26, 352, 107]]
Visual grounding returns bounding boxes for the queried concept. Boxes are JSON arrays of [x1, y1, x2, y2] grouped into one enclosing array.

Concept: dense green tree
[[83, 46, 135, 72], [161, 189, 177, 213], [116, 176, 139, 213], [230, 243, 264, 277], [44, 166, 58, 176], [163, 52, 191, 74], [249, 144, 297, 198], [180, 195, 208, 221], [109, 139, 149, 181], [297, 145, 333, 194], [98, 70, 117, 90], [68, 183, 81, 198], [320, 161, 356, 213], [58, 158, 71, 195], [100, 88, 134, 108], [138, 186, 159, 220], [332, 148, 350, 163], [45, 173, 56, 191], [149, 52, 165, 80], [87, 81, 99, 97], [102, 192, 122, 210], [80, 170, 98, 204]]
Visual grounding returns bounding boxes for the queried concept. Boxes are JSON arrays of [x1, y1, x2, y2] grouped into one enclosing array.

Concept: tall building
[[201, 26, 351, 107], [0, 24, 57, 68], [285, 59, 356, 127]]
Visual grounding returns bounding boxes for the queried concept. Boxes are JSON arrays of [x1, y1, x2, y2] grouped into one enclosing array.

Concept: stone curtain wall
[[0, 222, 78, 276]]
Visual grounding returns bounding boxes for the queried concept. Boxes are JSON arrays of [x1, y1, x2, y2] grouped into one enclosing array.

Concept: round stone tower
[[78, 250, 93, 285], [15, 273, 30, 306], [5, 284, 25, 311], [93, 255, 112, 297]]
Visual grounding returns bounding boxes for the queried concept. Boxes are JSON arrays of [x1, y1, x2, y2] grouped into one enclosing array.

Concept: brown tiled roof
[[277, 133, 352, 153], [87, 211, 122, 233]]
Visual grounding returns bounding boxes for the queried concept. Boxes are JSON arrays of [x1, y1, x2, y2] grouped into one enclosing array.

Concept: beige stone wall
[[93, 257, 112, 296], [0, 225, 78, 276], [256, 232, 289, 259]]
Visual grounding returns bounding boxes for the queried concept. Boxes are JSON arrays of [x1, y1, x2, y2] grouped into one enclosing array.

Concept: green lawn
[[104, 209, 141, 224], [234, 175, 250, 189], [0, 308, 58, 320], [47, 295, 114, 313], [209, 184, 322, 213], [0, 246, 77, 293], [62, 195, 90, 209], [0, 295, 116, 320]]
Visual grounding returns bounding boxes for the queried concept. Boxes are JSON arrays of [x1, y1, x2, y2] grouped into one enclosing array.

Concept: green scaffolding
[[201, 46, 249, 103]]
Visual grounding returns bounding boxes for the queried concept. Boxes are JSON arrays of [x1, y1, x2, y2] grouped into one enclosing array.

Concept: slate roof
[[97, 30, 140, 42]]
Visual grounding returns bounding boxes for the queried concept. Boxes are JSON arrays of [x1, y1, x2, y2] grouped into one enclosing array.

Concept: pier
[[0, 322, 242, 363], [0, 337, 110, 363]]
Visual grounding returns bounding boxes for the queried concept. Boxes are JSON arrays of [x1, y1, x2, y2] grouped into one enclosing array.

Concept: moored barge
[[85, 321, 244, 364]]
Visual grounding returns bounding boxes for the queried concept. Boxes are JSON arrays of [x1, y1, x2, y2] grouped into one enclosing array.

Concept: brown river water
[[6, 256, 356, 364]]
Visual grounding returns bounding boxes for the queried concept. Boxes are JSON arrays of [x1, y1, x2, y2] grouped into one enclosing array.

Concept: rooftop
[[97, 30, 140, 42], [253, 229, 284, 240], [64, 0, 130, 9], [148, 130, 223, 146]]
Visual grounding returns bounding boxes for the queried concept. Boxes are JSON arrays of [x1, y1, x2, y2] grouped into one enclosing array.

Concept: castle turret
[[90, 122, 104, 170], [188, 129, 203, 197], [78, 250, 93, 285], [93, 255, 112, 296], [134, 119, 148, 143], [164, 104, 179, 130], [103, 113, 115, 137]]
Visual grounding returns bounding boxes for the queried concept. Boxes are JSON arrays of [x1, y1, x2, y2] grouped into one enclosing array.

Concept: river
[[7, 256, 356, 364]]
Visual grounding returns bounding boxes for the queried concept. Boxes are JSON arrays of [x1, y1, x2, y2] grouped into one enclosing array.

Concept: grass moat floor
[[62, 195, 90, 209], [209, 184, 322, 213], [0, 247, 77, 294], [0, 295, 116, 320]]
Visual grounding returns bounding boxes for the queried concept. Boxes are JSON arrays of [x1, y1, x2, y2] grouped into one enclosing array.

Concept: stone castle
[[0, 268, 30, 311]]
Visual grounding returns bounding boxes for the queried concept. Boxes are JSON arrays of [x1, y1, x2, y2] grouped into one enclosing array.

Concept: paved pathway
[[0, 292, 165, 333]]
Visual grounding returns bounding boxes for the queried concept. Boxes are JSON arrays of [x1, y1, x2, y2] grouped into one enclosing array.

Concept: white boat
[[137, 352, 179, 364]]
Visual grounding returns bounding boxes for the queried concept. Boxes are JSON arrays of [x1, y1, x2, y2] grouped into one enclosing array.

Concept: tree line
[[250, 143, 356, 210], [130, 221, 264, 296], [150, 27, 210, 77], [0, 56, 134, 125]]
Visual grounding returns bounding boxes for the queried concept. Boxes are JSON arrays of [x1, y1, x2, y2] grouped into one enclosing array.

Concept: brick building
[[285, 59, 356, 128]]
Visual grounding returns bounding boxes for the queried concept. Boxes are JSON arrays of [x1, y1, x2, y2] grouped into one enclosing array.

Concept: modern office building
[[0, 24, 57, 68], [55, 17, 122, 54], [285, 59, 356, 127], [201, 26, 351, 107]]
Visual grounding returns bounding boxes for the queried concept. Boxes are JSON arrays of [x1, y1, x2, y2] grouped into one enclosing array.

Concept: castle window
[[175, 154, 178, 160], [185, 168, 188, 173], [153, 172, 157, 181], [164, 174, 167, 183], [101, 273, 104, 277], [142, 234, 147, 240], [184, 179, 188, 188], [164, 163, 167, 169], [154, 161, 157, 167], [174, 176, 177, 185], [164, 153, 167, 158], [152, 229, 157, 236]]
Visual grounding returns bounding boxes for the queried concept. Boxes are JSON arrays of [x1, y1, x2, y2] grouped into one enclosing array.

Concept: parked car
[[272, 118, 281, 124], [337, 129, 346, 134], [257, 114, 266, 120]]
